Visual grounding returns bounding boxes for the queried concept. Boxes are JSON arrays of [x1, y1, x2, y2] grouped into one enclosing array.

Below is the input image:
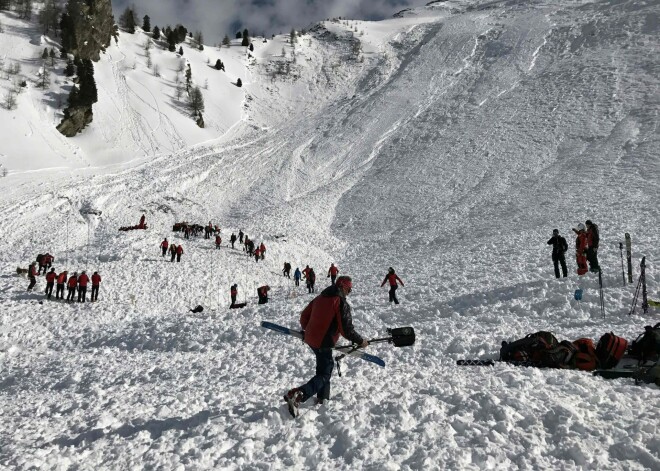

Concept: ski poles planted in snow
[[619, 242, 626, 286]]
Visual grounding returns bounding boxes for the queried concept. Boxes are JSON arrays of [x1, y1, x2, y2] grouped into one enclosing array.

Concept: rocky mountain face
[[58, 0, 115, 137], [61, 0, 116, 61]]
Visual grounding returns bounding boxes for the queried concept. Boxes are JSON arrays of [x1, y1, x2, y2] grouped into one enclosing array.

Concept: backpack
[[36, 254, 44, 264], [571, 338, 599, 371], [500, 331, 558, 363], [595, 333, 628, 369], [629, 323, 660, 362], [540, 340, 577, 368]]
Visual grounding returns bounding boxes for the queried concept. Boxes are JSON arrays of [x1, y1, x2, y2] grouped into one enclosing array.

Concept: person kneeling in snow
[[284, 276, 368, 417]]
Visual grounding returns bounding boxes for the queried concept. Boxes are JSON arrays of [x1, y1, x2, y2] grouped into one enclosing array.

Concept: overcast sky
[[112, 0, 430, 44]]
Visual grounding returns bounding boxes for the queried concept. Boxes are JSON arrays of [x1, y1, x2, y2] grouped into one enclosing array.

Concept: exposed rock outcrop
[[56, 105, 93, 137], [61, 0, 115, 62]]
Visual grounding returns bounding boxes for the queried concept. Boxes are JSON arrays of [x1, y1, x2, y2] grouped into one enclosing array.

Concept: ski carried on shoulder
[[261, 321, 386, 367]]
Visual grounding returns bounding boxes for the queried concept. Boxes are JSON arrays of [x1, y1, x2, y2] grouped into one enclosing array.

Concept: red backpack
[[571, 338, 599, 371], [595, 333, 628, 369]]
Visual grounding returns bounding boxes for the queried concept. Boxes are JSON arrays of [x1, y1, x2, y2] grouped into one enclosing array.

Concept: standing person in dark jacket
[[308, 268, 316, 293], [27, 262, 38, 291], [230, 284, 238, 306], [67, 272, 78, 302], [56, 271, 67, 300], [547, 229, 568, 278], [169, 243, 177, 262], [585, 220, 600, 273], [239, 230, 244, 243], [257, 285, 270, 304], [91, 272, 101, 302], [42, 253, 54, 273], [283, 262, 291, 278], [294, 267, 302, 286], [381, 267, 404, 304], [160, 238, 169, 257], [283, 276, 368, 417], [77, 271, 89, 302], [45, 268, 57, 299], [230, 233, 237, 249]]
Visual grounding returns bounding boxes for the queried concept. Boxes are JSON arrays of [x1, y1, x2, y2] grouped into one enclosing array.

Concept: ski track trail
[[1, 1, 660, 470]]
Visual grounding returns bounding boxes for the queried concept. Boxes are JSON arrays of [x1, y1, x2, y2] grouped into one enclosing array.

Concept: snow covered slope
[[1, 1, 659, 469]]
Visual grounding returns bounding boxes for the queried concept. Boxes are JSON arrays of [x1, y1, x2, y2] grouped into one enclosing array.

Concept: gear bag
[[570, 338, 599, 371], [629, 322, 660, 362], [388, 327, 415, 347], [500, 331, 558, 363], [596, 333, 628, 369]]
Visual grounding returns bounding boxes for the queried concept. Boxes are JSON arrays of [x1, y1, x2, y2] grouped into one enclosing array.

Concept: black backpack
[[36, 254, 44, 264], [629, 323, 660, 362], [500, 331, 558, 363]]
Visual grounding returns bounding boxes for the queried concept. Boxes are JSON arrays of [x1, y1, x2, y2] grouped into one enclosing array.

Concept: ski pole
[[598, 268, 605, 318], [619, 242, 625, 286]]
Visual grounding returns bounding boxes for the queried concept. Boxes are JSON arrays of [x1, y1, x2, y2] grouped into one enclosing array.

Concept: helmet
[[336, 276, 352, 292], [577, 223, 585, 231], [553, 229, 559, 235]]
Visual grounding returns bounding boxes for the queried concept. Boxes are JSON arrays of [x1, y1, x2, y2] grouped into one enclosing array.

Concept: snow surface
[[1, 0, 659, 469]]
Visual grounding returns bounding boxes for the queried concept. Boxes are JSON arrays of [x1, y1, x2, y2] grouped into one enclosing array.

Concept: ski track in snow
[[1, 1, 660, 469]]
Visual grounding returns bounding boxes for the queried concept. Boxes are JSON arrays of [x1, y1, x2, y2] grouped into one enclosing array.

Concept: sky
[[112, 0, 430, 44]]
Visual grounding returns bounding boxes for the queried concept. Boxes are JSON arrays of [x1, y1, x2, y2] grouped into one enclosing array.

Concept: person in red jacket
[[381, 267, 404, 304], [67, 272, 78, 302], [572, 223, 589, 275], [27, 262, 38, 291], [160, 238, 169, 257], [215, 234, 222, 249], [56, 270, 67, 300], [259, 242, 266, 260], [257, 285, 270, 304], [176, 244, 184, 262], [77, 271, 90, 302], [45, 268, 57, 299], [327, 263, 339, 285], [91, 271, 102, 302], [283, 276, 367, 417], [169, 243, 177, 262], [254, 247, 261, 263]]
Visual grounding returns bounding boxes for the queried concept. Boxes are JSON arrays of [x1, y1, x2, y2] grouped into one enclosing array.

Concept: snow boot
[[283, 388, 303, 418]]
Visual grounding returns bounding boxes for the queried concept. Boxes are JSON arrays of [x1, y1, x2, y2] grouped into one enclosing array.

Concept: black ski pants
[[586, 248, 600, 272], [295, 278, 300, 286], [91, 285, 99, 302], [299, 347, 334, 402], [388, 285, 399, 304], [56, 283, 64, 299], [27, 276, 36, 291], [45, 282, 54, 299], [170, 252, 176, 262], [330, 275, 336, 285], [78, 286, 87, 303], [67, 287, 76, 301], [162, 247, 167, 256], [552, 253, 568, 278], [176, 253, 182, 262]]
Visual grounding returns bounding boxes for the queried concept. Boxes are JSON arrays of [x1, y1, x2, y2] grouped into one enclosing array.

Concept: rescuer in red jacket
[[573, 223, 589, 275], [77, 271, 90, 303], [160, 238, 169, 257], [45, 268, 57, 299], [380, 267, 404, 304], [91, 272, 102, 302], [283, 276, 367, 417], [56, 271, 67, 300], [176, 244, 184, 262], [327, 263, 339, 285], [215, 234, 222, 249], [66, 272, 78, 302]]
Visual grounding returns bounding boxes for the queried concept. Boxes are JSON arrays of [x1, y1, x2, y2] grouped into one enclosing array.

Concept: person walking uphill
[[585, 220, 600, 273], [327, 263, 339, 285], [160, 238, 169, 257], [381, 267, 404, 304], [230, 233, 237, 249], [169, 243, 177, 262], [547, 229, 568, 278], [283, 276, 368, 417], [572, 224, 589, 276]]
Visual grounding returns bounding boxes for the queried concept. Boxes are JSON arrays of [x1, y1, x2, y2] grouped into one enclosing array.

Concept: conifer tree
[[187, 86, 204, 115], [143, 15, 150, 32], [236, 78, 242, 87], [179, 46, 184, 56], [119, 7, 136, 33], [152, 26, 160, 39], [222, 34, 231, 47], [49, 48, 55, 66], [241, 29, 250, 46], [42, 48, 49, 60]]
